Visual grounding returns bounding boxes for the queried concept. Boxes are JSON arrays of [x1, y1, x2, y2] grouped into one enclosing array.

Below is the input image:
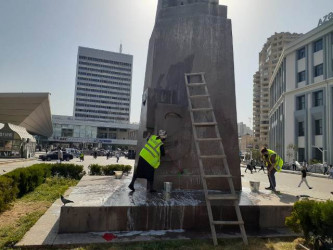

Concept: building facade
[[49, 115, 139, 150], [253, 33, 302, 146], [73, 47, 133, 123], [269, 19, 333, 164], [237, 122, 252, 137]]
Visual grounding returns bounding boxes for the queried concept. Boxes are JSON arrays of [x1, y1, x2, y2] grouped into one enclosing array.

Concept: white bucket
[[164, 182, 172, 193], [114, 171, 123, 179], [249, 181, 260, 192]]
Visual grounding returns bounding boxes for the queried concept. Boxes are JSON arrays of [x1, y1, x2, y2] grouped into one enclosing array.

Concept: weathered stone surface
[[57, 176, 293, 233], [136, 0, 241, 190]]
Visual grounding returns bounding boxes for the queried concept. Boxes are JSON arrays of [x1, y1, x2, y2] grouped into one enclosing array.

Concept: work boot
[[265, 186, 272, 190], [128, 184, 135, 191]]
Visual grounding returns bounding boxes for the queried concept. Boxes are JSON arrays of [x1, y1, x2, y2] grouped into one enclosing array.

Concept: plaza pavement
[[0, 153, 135, 176]]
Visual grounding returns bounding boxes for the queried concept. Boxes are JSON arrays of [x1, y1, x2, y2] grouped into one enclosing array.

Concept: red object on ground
[[102, 233, 117, 241]]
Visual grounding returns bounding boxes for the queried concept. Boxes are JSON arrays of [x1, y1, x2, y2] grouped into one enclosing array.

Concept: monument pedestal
[[58, 176, 293, 234]]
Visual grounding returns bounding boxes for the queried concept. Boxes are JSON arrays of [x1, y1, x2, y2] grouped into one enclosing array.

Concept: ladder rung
[[207, 194, 238, 200], [212, 221, 244, 225], [200, 155, 226, 159], [189, 95, 209, 99], [193, 122, 217, 126], [204, 175, 232, 178], [191, 108, 213, 112], [196, 138, 221, 141], [185, 72, 205, 76], [187, 82, 206, 86]]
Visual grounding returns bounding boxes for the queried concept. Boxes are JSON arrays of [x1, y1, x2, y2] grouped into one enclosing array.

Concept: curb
[[240, 165, 331, 179]]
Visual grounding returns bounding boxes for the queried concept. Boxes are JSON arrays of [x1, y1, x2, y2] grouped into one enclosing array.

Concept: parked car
[[90, 150, 106, 156], [39, 151, 74, 161], [65, 148, 81, 158]]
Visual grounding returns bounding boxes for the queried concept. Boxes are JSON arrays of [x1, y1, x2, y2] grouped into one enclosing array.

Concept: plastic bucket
[[164, 182, 172, 193], [114, 171, 123, 179], [249, 181, 260, 192]]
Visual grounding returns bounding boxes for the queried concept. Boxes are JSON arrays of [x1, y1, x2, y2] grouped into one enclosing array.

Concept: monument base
[[59, 176, 294, 234]]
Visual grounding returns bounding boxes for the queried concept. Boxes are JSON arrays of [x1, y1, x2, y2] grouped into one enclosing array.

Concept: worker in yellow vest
[[260, 147, 283, 192], [128, 130, 167, 193]]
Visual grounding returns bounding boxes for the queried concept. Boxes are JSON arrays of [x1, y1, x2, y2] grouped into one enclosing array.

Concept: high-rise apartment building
[[237, 122, 253, 137], [73, 47, 133, 123], [253, 32, 302, 145]]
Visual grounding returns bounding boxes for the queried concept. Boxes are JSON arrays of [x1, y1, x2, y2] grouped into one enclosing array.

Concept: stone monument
[[136, 0, 241, 191]]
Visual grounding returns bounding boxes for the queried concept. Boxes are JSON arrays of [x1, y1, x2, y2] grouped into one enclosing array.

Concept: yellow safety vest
[[265, 149, 283, 172], [139, 135, 163, 169]]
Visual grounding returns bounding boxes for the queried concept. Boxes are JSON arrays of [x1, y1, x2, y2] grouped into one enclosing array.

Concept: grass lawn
[[68, 237, 304, 250], [0, 177, 79, 249]]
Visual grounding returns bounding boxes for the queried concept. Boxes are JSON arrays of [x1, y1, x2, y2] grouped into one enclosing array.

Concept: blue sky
[[0, 0, 332, 127]]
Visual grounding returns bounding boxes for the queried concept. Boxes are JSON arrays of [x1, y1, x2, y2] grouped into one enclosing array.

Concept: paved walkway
[[0, 154, 134, 176]]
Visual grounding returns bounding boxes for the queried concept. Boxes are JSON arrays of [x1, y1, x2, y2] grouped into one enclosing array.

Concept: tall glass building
[[73, 47, 133, 123]]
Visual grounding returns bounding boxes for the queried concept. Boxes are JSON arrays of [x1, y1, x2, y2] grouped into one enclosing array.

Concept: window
[[298, 121, 304, 136], [61, 129, 73, 137], [297, 47, 306, 60], [313, 39, 323, 52], [313, 91, 323, 106], [315, 119, 323, 135], [314, 64, 323, 77], [313, 148, 322, 161], [298, 148, 305, 162], [296, 95, 305, 110], [298, 71, 306, 82]]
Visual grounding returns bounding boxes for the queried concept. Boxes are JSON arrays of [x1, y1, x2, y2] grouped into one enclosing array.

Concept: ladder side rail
[[185, 73, 218, 246], [201, 74, 248, 246]]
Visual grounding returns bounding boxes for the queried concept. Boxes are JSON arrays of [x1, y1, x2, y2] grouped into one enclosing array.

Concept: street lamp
[[311, 145, 327, 164]]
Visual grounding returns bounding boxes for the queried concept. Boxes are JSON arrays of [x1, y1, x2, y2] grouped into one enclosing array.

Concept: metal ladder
[[184, 72, 248, 246]]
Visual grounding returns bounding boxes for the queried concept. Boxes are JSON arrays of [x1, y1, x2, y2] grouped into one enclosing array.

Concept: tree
[[287, 143, 298, 162]]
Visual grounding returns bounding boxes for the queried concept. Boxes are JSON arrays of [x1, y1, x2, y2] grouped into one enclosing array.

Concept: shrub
[[51, 164, 83, 180], [0, 163, 84, 213], [123, 165, 132, 173], [88, 164, 132, 176], [0, 176, 19, 212], [88, 164, 102, 175], [102, 165, 116, 175], [286, 199, 333, 247]]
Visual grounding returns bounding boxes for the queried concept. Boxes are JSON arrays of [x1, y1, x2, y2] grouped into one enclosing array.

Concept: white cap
[[158, 130, 167, 139]]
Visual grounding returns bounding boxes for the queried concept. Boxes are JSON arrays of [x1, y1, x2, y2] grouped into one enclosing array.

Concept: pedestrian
[[93, 150, 97, 159], [292, 160, 296, 171], [128, 130, 167, 193], [251, 159, 257, 172], [323, 162, 328, 175], [46, 148, 48, 154], [298, 164, 312, 189], [258, 161, 266, 173], [106, 151, 110, 160], [245, 163, 253, 174], [329, 165, 333, 179], [58, 148, 63, 163], [116, 152, 120, 163], [261, 147, 284, 192], [80, 152, 84, 162]]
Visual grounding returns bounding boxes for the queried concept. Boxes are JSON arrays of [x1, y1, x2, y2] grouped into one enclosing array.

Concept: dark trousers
[[259, 166, 265, 173], [268, 168, 277, 189], [129, 171, 154, 191]]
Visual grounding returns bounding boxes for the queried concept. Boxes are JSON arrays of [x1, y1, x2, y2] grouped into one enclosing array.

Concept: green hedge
[[88, 164, 132, 176], [0, 163, 83, 213], [285, 199, 333, 248]]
